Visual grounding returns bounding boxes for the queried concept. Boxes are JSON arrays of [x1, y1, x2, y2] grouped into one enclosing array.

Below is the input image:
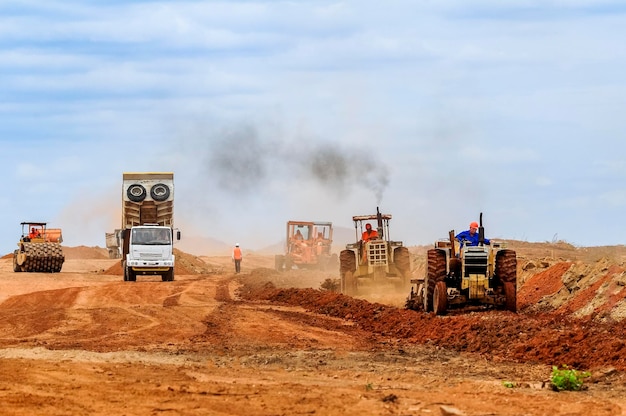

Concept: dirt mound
[[237, 274, 626, 371], [518, 260, 626, 322], [62, 246, 109, 260], [173, 249, 222, 274]]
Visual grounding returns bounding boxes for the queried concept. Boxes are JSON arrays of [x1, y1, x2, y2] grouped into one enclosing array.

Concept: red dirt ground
[[0, 242, 625, 415]]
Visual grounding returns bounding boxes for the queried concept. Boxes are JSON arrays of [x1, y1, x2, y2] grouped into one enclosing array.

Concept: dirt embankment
[[234, 241, 626, 372]]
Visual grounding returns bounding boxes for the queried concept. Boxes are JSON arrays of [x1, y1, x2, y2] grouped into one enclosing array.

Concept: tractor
[[339, 207, 411, 295], [406, 214, 517, 315], [275, 221, 337, 271]]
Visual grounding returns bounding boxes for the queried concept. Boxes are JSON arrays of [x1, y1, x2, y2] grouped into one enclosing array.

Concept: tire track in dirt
[[0, 279, 221, 351], [0, 287, 83, 340], [191, 275, 373, 352]]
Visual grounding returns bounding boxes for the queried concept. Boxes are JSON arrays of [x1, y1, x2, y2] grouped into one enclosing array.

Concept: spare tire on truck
[[127, 184, 147, 202], [150, 183, 170, 201]]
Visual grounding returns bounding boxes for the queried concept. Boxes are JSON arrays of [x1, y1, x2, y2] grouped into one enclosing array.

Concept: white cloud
[[0, 0, 626, 253]]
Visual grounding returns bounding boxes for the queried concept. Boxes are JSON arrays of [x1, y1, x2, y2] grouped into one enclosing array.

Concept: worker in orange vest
[[232, 243, 243, 274]]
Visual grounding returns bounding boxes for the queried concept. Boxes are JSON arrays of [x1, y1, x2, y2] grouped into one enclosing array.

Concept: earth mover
[[13, 222, 65, 273], [339, 207, 411, 295], [405, 214, 517, 315], [275, 221, 337, 271]]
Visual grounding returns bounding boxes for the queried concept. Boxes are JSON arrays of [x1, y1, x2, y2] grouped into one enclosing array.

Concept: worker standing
[[232, 243, 243, 274]]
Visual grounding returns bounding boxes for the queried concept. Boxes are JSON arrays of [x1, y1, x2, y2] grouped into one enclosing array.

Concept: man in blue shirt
[[455, 221, 490, 248]]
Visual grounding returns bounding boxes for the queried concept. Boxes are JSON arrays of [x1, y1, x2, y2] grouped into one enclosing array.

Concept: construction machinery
[[13, 222, 65, 273], [405, 214, 517, 314], [275, 221, 337, 271], [339, 207, 411, 295], [106, 172, 180, 282], [105, 230, 123, 259]]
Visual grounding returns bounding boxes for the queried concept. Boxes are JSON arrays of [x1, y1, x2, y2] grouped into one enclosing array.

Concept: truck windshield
[[131, 228, 171, 245]]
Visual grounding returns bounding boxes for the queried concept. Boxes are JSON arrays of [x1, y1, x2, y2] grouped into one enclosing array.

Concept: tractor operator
[[29, 227, 41, 239], [362, 223, 379, 242], [455, 221, 490, 248]]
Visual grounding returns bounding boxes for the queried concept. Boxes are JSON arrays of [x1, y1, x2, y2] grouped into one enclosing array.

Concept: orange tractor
[[275, 221, 338, 271]]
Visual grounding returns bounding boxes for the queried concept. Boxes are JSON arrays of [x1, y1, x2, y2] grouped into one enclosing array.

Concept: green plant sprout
[[550, 365, 591, 391]]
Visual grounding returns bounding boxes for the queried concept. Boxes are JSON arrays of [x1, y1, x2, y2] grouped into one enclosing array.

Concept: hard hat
[[470, 221, 479, 229], [235, 243, 239, 247]]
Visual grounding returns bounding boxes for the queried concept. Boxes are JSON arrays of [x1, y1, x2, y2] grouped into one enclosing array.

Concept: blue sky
[[1, 0, 625, 254]]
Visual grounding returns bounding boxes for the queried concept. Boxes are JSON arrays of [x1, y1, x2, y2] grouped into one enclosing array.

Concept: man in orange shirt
[[232, 243, 243, 274], [362, 223, 379, 242], [361, 223, 379, 263], [29, 227, 41, 239]]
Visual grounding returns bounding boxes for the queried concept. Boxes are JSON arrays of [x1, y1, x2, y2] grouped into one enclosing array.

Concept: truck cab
[[123, 224, 180, 282]]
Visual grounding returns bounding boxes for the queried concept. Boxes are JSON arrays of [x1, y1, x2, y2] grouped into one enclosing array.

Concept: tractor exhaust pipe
[[478, 212, 485, 245], [376, 206, 384, 239]]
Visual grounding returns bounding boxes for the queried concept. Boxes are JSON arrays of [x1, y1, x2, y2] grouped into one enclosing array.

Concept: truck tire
[[150, 183, 170, 201], [433, 281, 448, 315], [424, 249, 446, 312], [125, 265, 136, 282], [162, 268, 174, 281], [127, 184, 147, 202]]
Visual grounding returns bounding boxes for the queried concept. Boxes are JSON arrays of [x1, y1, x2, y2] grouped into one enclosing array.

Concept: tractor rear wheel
[[504, 281, 517, 312], [424, 249, 446, 312], [433, 281, 448, 315], [394, 247, 411, 287], [339, 250, 357, 295], [496, 249, 517, 284], [342, 271, 356, 296]]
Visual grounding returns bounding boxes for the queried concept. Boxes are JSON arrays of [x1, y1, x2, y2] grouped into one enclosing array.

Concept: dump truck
[[405, 214, 517, 314], [105, 230, 122, 259], [13, 222, 65, 273], [275, 221, 337, 271], [339, 207, 411, 295], [107, 172, 180, 282]]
